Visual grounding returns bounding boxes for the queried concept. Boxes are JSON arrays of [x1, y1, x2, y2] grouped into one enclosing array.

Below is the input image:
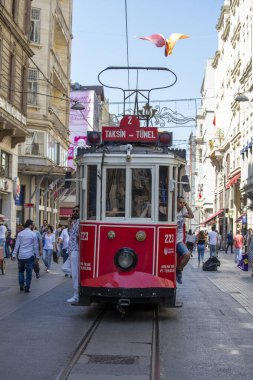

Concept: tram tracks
[[56, 305, 160, 380]]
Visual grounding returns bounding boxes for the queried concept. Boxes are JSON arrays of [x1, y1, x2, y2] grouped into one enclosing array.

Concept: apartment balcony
[[51, 50, 69, 91], [18, 155, 67, 176], [55, 3, 72, 44], [48, 106, 69, 145], [0, 95, 29, 148]]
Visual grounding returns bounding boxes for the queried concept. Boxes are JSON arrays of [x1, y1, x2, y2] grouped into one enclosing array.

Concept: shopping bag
[[62, 256, 71, 274], [237, 253, 248, 271]]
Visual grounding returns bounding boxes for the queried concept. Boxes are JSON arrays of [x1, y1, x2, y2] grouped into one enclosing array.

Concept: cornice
[[240, 59, 252, 85], [221, 16, 230, 41], [216, 5, 230, 31], [212, 50, 221, 69], [0, 5, 33, 57]]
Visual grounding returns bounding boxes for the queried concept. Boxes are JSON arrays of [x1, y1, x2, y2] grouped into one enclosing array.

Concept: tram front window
[[106, 169, 126, 217], [131, 168, 152, 218], [159, 166, 169, 221], [87, 165, 97, 220]]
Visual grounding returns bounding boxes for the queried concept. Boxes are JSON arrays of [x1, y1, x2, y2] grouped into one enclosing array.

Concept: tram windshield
[[131, 168, 152, 218], [106, 169, 126, 217]]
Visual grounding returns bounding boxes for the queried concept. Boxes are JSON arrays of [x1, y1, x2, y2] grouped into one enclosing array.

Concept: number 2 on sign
[[127, 116, 132, 125], [164, 234, 174, 243]]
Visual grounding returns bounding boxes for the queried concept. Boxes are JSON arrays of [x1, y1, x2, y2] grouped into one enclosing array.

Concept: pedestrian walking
[[186, 229, 195, 257], [196, 230, 206, 265], [233, 228, 244, 264], [5, 229, 15, 258], [225, 231, 234, 254], [40, 219, 48, 236], [208, 225, 218, 257], [42, 225, 56, 272], [32, 224, 43, 278], [216, 230, 222, 250], [243, 229, 250, 254], [247, 228, 253, 276], [11, 219, 39, 293], [176, 196, 194, 284], [58, 225, 69, 264], [67, 205, 80, 303], [55, 223, 63, 258], [0, 219, 7, 247]]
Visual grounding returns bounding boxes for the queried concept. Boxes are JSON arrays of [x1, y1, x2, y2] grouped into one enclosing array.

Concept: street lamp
[[71, 101, 85, 111], [71, 101, 93, 130]]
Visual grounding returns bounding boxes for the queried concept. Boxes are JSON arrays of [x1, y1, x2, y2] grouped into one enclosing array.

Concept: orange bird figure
[[139, 33, 189, 56]]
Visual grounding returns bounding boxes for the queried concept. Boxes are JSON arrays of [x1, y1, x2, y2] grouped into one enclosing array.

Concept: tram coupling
[[116, 299, 130, 314]]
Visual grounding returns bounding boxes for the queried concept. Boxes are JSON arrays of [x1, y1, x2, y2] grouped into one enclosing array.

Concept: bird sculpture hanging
[[138, 33, 189, 56]]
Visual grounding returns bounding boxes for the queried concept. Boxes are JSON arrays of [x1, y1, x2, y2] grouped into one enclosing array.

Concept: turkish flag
[[213, 115, 216, 126]]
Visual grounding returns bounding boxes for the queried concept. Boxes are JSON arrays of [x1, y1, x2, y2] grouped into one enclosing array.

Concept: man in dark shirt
[[226, 231, 234, 254]]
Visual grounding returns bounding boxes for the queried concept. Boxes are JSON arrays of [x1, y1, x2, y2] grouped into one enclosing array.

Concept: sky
[[71, 0, 224, 145]]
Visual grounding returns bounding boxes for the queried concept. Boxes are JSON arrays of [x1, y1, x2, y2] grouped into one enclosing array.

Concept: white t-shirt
[[208, 231, 218, 245], [177, 209, 188, 243], [43, 233, 55, 250], [186, 234, 195, 243], [59, 228, 69, 250], [0, 225, 7, 239]]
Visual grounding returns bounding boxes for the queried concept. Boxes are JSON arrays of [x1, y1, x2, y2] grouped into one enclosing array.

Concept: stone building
[[17, 0, 73, 228], [195, 0, 253, 243], [0, 0, 34, 232]]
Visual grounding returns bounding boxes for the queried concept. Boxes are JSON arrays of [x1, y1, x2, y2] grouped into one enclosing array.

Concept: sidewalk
[[0, 257, 69, 320], [189, 249, 253, 317]]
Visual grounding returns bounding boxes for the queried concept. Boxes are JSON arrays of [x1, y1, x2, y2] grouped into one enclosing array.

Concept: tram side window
[[159, 166, 169, 221], [106, 169, 126, 217], [171, 166, 176, 221], [87, 165, 97, 220], [131, 168, 152, 218]]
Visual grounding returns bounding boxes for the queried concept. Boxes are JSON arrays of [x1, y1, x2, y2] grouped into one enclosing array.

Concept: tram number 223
[[164, 234, 174, 243], [81, 231, 88, 240]]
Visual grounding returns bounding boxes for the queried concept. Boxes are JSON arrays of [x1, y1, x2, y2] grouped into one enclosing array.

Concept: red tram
[[74, 67, 190, 309]]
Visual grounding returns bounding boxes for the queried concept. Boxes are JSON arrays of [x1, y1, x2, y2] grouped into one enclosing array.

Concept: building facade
[[59, 84, 110, 222], [17, 0, 73, 228], [195, 0, 253, 244], [0, 0, 34, 232]]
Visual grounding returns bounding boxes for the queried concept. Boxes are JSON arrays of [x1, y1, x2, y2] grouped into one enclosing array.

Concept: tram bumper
[[79, 271, 176, 307]]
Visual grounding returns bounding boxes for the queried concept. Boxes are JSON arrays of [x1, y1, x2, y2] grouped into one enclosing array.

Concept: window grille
[[28, 69, 38, 105], [30, 8, 41, 43]]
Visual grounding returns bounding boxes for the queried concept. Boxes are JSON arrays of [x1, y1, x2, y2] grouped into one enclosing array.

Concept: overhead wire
[[124, 0, 131, 107]]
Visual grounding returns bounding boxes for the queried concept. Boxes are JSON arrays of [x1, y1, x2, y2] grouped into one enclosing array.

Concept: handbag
[[62, 255, 71, 274], [53, 251, 58, 264]]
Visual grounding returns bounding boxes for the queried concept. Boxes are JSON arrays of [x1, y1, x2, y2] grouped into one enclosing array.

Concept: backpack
[[203, 257, 221, 271]]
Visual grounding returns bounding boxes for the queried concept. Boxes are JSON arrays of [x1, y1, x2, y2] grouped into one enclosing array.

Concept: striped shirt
[[68, 219, 79, 254]]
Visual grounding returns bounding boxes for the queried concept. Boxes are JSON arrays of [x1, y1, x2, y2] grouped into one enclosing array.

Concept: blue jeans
[[18, 256, 35, 290], [209, 244, 216, 257], [197, 244, 205, 263], [43, 249, 53, 269], [234, 248, 242, 263]]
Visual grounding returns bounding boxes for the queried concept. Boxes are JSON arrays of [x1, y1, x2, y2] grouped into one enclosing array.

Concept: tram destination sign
[[102, 126, 158, 142]]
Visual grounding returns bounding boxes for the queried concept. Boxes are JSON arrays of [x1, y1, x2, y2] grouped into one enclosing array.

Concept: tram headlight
[[114, 248, 138, 271]]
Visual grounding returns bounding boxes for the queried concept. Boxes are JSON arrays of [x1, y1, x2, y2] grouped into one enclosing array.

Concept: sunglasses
[[73, 209, 79, 213]]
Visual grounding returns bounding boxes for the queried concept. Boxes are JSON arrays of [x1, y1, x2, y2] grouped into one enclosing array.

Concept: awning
[[226, 173, 241, 189], [202, 209, 224, 225], [59, 208, 72, 218]]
